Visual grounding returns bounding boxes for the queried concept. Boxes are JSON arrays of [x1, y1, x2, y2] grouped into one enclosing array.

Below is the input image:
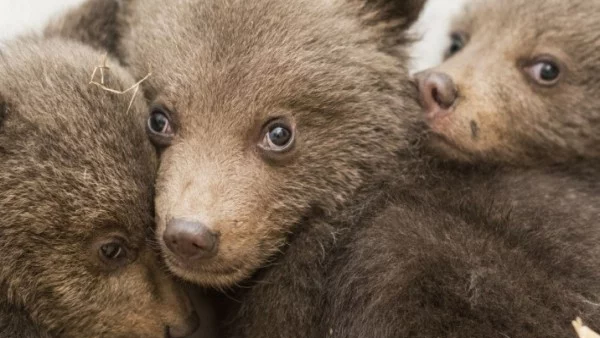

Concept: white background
[[0, 0, 467, 72]]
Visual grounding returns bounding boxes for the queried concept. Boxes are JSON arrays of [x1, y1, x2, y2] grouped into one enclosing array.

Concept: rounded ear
[[44, 0, 129, 59]]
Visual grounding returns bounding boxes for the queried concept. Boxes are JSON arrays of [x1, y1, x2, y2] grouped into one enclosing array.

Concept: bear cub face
[[415, 0, 600, 165], [0, 39, 198, 338], [120, 0, 423, 287]]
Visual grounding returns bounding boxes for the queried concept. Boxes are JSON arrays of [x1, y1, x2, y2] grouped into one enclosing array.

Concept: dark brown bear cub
[[0, 38, 198, 338], [415, 0, 600, 166], [324, 162, 600, 337]]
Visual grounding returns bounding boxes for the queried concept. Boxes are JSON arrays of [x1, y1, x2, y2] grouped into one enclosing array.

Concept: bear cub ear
[[359, 0, 427, 30], [44, 0, 127, 57]]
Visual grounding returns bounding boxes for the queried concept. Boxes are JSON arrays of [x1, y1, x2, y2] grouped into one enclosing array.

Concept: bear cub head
[[0, 39, 198, 338], [111, 0, 425, 287], [415, 0, 600, 166]]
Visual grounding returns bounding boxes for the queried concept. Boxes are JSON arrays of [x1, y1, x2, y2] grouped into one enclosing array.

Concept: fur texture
[[51, 0, 600, 336], [323, 162, 600, 337], [418, 0, 600, 165], [129, 0, 424, 288], [44, 0, 129, 60], [0, 38, 195, 337]]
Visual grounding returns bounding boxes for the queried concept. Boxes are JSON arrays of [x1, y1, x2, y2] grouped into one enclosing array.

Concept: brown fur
[[0, 38, 195, 337], [51, 0, 427, 336], [418, 0, 600, 166], [114, 0, 426, 288], [324, 162, 600, 337], [44, 0, 129, 60], [50, 0, 600, 336]]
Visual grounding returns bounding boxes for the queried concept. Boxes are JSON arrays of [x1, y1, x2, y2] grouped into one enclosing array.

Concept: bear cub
[[415, 0, 600, 166], [0, 38, 198, 338], [52, 0, 600, 336], [53, 0, 426, 336]]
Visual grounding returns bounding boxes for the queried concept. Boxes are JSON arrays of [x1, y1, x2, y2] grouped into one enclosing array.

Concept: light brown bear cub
[[416, 0, 600, 166], [0, 38, 198, 338]]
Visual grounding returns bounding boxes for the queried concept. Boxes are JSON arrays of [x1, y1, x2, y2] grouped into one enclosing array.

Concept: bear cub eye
[[445, 32, 468, 59], [525, 59, 561, 86], [259, 118, 295, 154], [147, 104, 175, 146], [101, 242, 126, 261], [95, 236, 133, 270], [269, 125, 291, 147]]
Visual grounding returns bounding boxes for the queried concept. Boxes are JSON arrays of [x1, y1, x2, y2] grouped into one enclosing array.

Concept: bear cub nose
[[415, 71, 458, 120], [164, 218, 219, 260]]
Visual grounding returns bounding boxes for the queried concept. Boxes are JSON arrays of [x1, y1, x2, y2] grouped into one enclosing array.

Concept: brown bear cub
[[326, 163, 600, 337], [51, 0, 600, 336], [51, 0, 427, 335], [415, 0, 600, 166], [0, 38, 199, 338]]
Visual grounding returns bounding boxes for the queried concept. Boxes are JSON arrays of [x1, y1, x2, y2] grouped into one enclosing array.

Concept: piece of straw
[[573, 318, 600, 338], [88, 53, 151, 114]]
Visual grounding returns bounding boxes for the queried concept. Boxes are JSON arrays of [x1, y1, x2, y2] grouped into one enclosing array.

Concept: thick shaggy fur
[[324, 163, 600, 337], [52, 0, 600, 336], [0, 38, 194, 337], [418, 0, 600, 165]]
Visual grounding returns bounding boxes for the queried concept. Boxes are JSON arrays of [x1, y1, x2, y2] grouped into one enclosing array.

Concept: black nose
[[167, 311, 200, 338], [415, 71, 458, 120], [164, 219, 219, 260]]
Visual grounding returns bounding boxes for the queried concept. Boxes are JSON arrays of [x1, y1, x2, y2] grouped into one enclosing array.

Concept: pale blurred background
[[0, 0, 468, 72], [409, 0, 467, 71], [0, 0, 83, 39]]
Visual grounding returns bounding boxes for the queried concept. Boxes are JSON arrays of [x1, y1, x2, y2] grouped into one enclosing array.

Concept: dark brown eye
[[97, 238, 130, 268], [101, 243, 126, 260], [147, 105, 175, 146], [148, 107, 172, 135], [526, 59, 561, 86], [259, 119, 295, 153], [268, 125, 292, 147], [149, 112, 170, 134], [445, 32, 468, 59]]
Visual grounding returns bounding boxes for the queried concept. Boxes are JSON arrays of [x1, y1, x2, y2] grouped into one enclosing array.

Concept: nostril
[[421, 72, 458, 116], [431, 87, 441, 107], [191, 242, 208, 252], [433, 73, 457, 109]]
